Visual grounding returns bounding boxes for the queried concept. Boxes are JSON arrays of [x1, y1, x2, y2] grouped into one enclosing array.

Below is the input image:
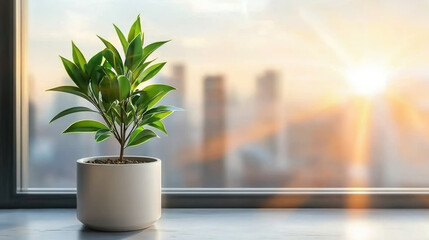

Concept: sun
[[346, 64, 389, 95]]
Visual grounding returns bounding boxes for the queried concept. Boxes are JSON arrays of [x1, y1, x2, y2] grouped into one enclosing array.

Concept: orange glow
[[348, 98, 372, 187]]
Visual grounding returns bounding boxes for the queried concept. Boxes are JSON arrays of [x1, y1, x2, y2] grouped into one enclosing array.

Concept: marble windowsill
[[0, 208, 428, 239]]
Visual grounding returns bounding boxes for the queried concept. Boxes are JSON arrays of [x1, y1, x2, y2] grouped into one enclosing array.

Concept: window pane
[[21, 0, 429, 190]]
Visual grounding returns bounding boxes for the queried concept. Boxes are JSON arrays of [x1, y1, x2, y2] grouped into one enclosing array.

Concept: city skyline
[[25, 61, 429, 189], [22, 0, 429, 189]]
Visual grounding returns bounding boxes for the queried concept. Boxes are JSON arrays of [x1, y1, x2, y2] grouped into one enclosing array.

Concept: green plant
[[48, 15, 181, 162]]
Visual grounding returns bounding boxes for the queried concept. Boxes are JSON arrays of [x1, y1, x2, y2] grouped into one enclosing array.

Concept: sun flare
[[346, 65, 389, 96]]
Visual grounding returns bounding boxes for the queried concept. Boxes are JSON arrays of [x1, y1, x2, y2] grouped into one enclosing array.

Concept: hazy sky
[[27, 0, 429, 114]]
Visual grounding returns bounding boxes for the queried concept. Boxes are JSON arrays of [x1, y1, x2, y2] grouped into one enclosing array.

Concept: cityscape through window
[[20, 0, 429, 190]]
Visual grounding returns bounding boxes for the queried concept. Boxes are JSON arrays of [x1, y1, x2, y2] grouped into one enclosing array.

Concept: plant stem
[[119, 124, 125, 161], [119, 101, 126, 162], [119, 141, 124, 162], [89, 96, 121, 141]]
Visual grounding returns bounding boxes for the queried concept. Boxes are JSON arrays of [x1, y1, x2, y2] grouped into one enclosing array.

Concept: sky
[[26, 0, 429, 122]]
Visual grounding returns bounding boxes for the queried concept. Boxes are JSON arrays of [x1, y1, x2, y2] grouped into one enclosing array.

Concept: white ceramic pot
[[76, 156, 161, 231]]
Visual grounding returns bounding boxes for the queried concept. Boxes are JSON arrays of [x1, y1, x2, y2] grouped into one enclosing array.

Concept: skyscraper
[[255, 70, 282, 167], [171, 64, 185, 107], [257, 70, 278, 104], [202, 75, 226, 187]]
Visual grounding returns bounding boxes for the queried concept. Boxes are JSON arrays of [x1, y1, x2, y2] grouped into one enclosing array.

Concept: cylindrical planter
[[77, 156, 161, 231]]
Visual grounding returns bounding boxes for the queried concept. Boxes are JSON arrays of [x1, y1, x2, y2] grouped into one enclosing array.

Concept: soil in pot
[[87, 158, 155, 164]]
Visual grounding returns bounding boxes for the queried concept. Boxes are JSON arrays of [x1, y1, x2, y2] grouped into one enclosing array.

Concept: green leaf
[[127, 128, 157, 147], [113, 24, 129, 54], [117, 75, 131, 101], [63, 120, 108, 133], [103, 67, 117, 80], [111, 102, 122, 119], [47, 86, 90, 101], [50, 106, 96, 123], [71, 42, 87, 72], [85, 51, 103, 76], [99, 75, 130, 102], [125, 33, 143, 71], [103, 59, 113, 69], [60, 56, 88, 91], [132, 62, 166, 89], [89, 66, 104, 98], [131, 94, 140, 106], [149, 120, 167, 134], [132, 58, 156, 82], [125, 111, 134, 125], [99, 76, 119, 102], [141, 41, 169, 62], [127, 126, 142, 145], [101, 49, 118, 74], [143, 111, 172, 125], [98, 36, 123, 74], [136, 84, 175, 109], [128, 15, 142, 42], [95, 129, 112, 142], [145, 105, 183, 115]]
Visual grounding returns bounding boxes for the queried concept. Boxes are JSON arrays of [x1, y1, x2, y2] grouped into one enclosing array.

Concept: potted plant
[[48, 15, 181, 231]]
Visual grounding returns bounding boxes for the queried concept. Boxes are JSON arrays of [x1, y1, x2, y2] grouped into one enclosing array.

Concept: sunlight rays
[[385, 93, 429, 164], [345, 64, 389, 95], [177, 98, 344, 164], [178, 1, 429, 192], [299, 8, 353, 68], [345, 98, 372, 208], [175, 0, 429, 192]]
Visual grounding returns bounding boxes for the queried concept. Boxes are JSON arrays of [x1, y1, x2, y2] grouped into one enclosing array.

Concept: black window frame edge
[[2, 0, 429, 209]]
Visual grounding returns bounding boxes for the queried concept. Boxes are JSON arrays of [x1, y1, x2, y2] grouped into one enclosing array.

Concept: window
[[6, 0, 429, 207]]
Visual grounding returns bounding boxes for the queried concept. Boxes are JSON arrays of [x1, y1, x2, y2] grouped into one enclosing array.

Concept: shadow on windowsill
[[78, 225, 160, 240]]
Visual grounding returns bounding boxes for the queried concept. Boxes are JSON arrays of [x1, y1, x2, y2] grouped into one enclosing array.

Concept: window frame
[[2, 0, 429, 208]]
